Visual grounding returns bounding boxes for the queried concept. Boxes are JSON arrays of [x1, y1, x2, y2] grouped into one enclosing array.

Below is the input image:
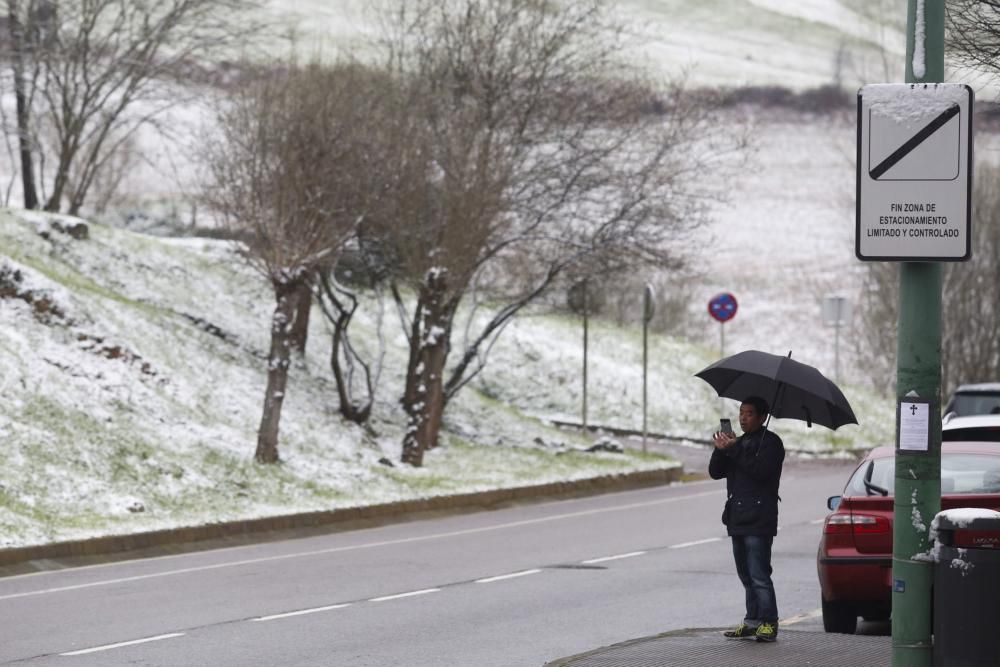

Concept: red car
[[817, 441, 1000, 634]]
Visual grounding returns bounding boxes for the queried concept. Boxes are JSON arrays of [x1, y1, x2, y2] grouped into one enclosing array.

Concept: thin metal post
[[641, 284, 654, 454], [642, 313, 648, 453], [582, 280, 588, 431]]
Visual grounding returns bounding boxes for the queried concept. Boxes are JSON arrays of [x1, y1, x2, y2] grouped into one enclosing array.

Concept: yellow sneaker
[[755, 622, 778, 642], [722, 623, 757, 639]]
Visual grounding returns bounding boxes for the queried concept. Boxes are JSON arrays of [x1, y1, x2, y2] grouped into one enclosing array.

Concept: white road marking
[[59, 633, 185, 656], [475, 569, 542, 583], [4, 479, 726, 584], [368, 588, 440, 602], [0, 488, 725, 602], [668, 537, 722, 549], [581, 551, 646, 564], [252, 603, 351, 622], [781, 608, 823, 625]]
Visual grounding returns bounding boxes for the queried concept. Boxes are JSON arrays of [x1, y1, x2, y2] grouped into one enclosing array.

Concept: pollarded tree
[[374, 0, 747, 466], [202, 62, 379, 463]]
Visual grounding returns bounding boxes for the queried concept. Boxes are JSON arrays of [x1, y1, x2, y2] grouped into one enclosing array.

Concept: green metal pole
[[892, 2, 944, 665]]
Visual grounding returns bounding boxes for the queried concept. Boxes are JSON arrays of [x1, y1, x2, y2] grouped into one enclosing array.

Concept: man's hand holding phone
[[713, 418, 737, 449]]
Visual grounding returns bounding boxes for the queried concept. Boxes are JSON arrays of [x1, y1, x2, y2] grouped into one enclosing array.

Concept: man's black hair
[[743, 396, 770, 419]]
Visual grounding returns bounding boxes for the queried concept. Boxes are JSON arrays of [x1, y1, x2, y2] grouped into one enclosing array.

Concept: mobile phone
[[720, 418, 734, 435]]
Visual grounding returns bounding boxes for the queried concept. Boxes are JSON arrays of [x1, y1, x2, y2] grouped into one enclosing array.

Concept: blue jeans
[[731, 534, 778, 625]]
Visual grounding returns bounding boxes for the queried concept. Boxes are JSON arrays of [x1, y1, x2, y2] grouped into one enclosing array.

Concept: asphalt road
[[0, 457, 861, 666]]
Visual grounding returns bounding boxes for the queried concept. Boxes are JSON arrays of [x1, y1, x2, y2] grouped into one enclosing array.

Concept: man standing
[[709, 396, 785, 642]]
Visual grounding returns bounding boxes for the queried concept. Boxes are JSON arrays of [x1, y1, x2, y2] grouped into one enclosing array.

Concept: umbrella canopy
[[695, 350, 858, 430]]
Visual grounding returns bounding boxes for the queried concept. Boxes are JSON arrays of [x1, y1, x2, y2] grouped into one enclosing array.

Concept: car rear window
[[943, 426, 1000, 442], [845, 454, 1000, 496], [948, 392, 1000, 417]]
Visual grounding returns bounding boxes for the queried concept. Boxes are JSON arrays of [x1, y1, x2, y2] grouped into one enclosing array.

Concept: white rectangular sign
[[899, 401, 930, 453], [857, 83, 973, 261]]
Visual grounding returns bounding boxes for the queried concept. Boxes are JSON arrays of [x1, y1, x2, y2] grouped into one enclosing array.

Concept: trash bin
[[932, 508, 1000, 667]]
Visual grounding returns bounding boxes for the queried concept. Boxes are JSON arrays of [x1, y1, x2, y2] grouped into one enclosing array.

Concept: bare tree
[[948, 0, 1000, 76], [202, 62, 377, 463], [5, 0, 40, 208], [853, 259, 898, 396], [314, 265, 388, 426], [374, 0, 746, 466], [3, 0, 263, 215]]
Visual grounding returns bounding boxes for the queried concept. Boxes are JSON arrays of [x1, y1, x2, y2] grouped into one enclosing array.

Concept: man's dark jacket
[[708, 428, 785, 536]]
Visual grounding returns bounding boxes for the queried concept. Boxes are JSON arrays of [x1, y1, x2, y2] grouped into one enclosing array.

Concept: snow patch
[[933, 507, 1000, 528], [912, 0, 926, 79], [424, 326, 445, 347], [864, 83, 967, 125]]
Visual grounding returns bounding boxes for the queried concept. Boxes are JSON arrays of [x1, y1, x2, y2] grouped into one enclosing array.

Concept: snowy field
[[1, 0, 993, 548], [263, 0, 910, 91]]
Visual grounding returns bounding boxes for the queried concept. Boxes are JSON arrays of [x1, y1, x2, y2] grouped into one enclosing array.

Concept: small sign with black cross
[[897, 397, 932, 454]]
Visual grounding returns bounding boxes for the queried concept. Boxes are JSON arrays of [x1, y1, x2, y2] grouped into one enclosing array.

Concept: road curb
[[0, 466, 682, 570]]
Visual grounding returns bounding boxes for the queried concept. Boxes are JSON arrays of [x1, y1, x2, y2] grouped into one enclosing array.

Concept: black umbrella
[[694, 350, 858, 430]]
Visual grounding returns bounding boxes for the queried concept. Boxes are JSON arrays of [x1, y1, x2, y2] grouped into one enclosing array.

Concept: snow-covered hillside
[[264, 0, 910, 91], [0, 211, 683, 548], [1, 0, 982, 549]]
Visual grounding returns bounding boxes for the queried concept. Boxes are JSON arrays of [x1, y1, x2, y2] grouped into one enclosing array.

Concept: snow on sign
[[856, 83, 973, 261]]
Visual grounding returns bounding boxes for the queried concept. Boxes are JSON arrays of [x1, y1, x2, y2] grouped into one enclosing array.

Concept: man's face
[[739, 402, 764, 434]]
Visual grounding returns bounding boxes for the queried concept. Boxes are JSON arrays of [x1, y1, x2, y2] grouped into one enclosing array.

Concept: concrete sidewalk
[[544, 627, 890, 667]]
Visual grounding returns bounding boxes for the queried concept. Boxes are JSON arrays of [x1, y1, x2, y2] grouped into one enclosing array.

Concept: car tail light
[[824, 514, 890, 535], [824, 514, 853, 535], [851, 514, 891, 534]]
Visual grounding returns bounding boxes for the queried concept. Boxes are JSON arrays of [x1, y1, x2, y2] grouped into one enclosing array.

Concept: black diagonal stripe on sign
[[869, 103, 960, 180]]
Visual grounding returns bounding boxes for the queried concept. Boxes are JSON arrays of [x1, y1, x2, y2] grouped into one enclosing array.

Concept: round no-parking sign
[[708, 293, 738, 323]]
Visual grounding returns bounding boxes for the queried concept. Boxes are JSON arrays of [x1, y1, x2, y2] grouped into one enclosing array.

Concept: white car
[[944, 383, 1000, 418], [943, 414, 1000, 442]]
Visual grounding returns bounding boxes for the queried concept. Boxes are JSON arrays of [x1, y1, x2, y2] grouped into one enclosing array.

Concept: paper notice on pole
[[899, 401, 930, 452]]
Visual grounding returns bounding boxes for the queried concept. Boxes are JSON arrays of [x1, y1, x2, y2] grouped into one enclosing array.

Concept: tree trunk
[[44, 136, 77, 213], [288, 278, 312, 355], [329, 298, 372, 425], [255, 279, 300, 463], [401, 270, 453, 467], [9, 1, 38, 210], [44, 167, 67, 212], [317, 272, 374, 424], [420, 345, 448, 450]]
